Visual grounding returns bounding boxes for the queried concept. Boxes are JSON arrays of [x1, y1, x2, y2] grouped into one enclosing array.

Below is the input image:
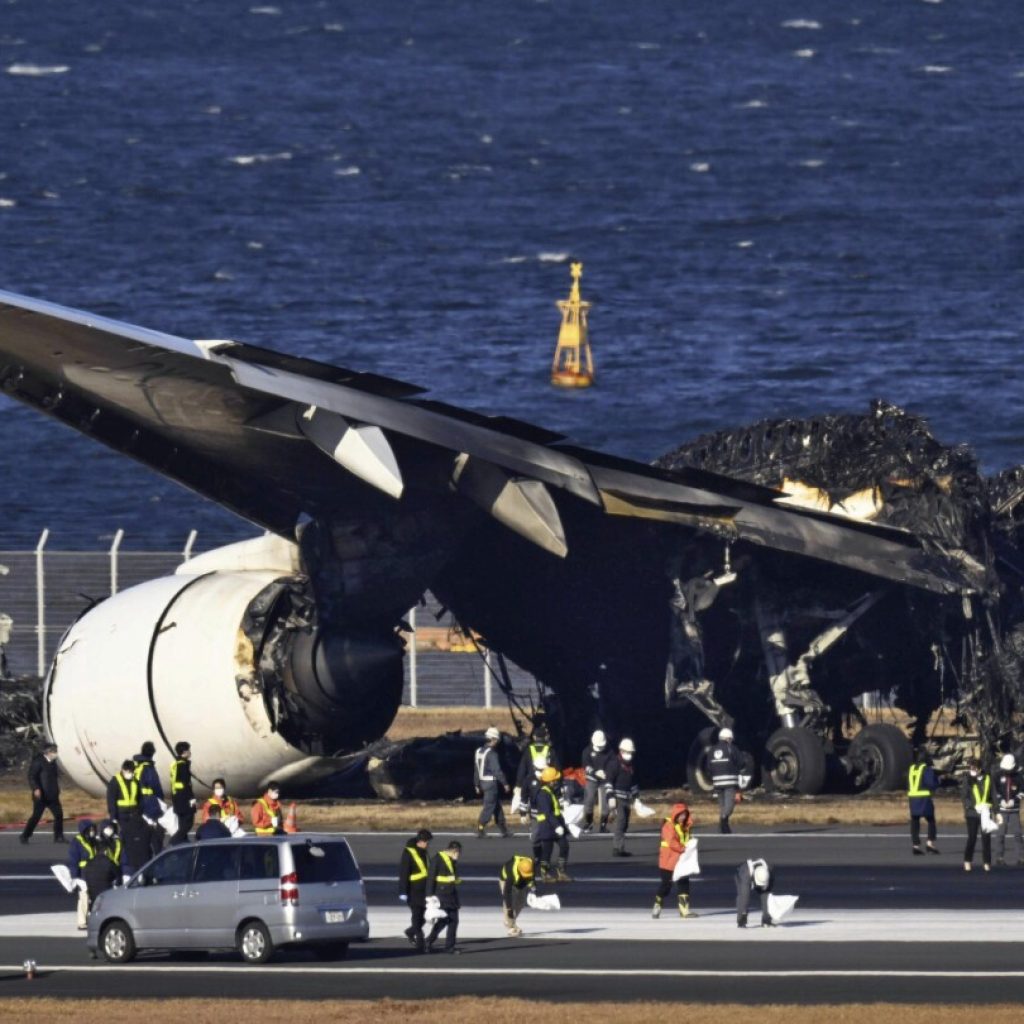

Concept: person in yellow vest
[[653, 802, 696, 919], [398, 828, 433, 953], [169, 741, 195, 846], [425, 840, 462, 954], [202, 778, 245, 827], [68, 819, 98, 930], [907, 750, 940, 856], [961, 759, 994, 872], [534, 766, 572, 882], [499, 854, 536, 937], [106, 760, 140, 826], [251, 782, 284, 835]]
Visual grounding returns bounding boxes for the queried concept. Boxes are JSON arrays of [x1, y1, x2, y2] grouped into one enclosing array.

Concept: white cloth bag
[[672, 837, 701, 879], [526, 892, 561, 911], [767, 893, 799, 923]]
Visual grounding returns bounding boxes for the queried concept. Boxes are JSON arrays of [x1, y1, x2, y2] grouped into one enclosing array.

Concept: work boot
[[539, 861, 556, 882], [963, 862, 972, 872], [997, 857, 1006, 866], [555, 858, 573, 882], [582, 823, 593, 835], [927, 844, 940, 855], [476, 825, 487, 839], [912, 845, 924, 856], [403, 926, 418, 946], [500, 826, 512, 838], [599, 819, 609, 834], [652, 897, 662, 919], [719, 818, 732, 835], [506, 926, 522, 937], [678, 895, 696, 919], [611, 847, 631, 857], [737, 914, 747, 929], [415, 937, 426, 954]]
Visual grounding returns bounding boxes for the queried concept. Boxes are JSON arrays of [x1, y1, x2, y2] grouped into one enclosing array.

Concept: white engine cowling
[[44, 565, 400, 798]]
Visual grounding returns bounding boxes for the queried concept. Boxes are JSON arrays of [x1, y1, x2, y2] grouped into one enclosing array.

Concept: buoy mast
[[550, 261, 594, 388]]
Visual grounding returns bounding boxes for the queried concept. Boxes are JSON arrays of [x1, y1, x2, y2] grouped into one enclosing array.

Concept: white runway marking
[[5, 907, 1023, 943]]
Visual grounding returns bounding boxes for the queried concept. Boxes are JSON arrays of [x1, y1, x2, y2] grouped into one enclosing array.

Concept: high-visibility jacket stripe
[[407, 846, 428, 881], [170, 759, 187, 793], [133, 762, 155, 796], [435, 851, 459, 884], [973, 777, 992, 807], [907, 764, 932, 798]]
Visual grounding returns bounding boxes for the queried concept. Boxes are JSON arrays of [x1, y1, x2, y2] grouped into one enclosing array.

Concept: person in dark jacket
[[106, 759, 141, 825], [533, 767, 572, 880], [514, 724, 559, 819], [581, 730, 611, 834], [133, 740, 165, 857], [85, 819, 122, 898], [425, 840, 462, 954], [962, 760, 994, 872], [398, 828, 432, 952], [907, 750, 941, 855], [474, 727, 511, 838], [993, 753, 1023, 866], [736, 857, 775, 928], [169, 740, 195, 845], [710, 727, 745, 834], [605, 738, 639, 856], [500, 854, 536, 936], [68, 819, 98, 929], [195, 803, 231, 841], [20, 743, 64, 844]]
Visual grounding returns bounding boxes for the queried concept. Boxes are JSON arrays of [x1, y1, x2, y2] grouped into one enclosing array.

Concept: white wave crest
[[537, 252, 569, 263], [919, 64, 953, 74], [0, 198, 16, 208], [334, 166, 361, 176], [250, 6, 281, 14], [690, 162, 710, 173], [737, 240, 754, 249], [739, 99, 768, 109], [500, 256, 528, 264], [782, 19, 822, 29], [6, 63, 69, 76], [324, 22, 345, 32], [799, 159, 825, 168], [794, 48, 816, 59], [228, 152, 293, 166]]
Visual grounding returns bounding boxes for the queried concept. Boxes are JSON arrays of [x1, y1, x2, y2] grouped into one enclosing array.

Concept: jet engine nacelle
[[44, 555, 405, 798]]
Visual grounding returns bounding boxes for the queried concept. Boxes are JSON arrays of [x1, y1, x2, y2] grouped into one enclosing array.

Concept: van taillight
[[280, 871, 299, 906]]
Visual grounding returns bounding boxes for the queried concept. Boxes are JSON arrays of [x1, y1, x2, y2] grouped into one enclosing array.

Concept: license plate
[[323, 910, 348, 923]]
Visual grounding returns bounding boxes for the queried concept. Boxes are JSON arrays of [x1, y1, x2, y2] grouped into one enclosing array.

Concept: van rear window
[[290, 841, 360, 883]]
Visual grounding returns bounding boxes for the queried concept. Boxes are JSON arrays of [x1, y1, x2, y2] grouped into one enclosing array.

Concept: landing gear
[[685, 726, 719, 796], [764, 726, 827, 795], [848, 723, 913, 792]]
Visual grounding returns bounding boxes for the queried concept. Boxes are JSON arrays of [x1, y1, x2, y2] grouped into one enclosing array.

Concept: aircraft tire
[[764, 726, 827, 795], [685, 727, 719, 795], [849, 723, 913, 792]]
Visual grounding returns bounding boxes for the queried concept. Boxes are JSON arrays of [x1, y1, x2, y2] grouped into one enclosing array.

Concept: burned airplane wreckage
[[1, 286, 1021, 797]]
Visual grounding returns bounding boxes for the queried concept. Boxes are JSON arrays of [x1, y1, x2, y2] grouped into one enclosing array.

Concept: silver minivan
[[86, 834, 370, 964]]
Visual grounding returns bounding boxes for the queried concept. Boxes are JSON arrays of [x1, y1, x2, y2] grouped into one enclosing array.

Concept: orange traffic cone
[[283, 801, 299, 834]]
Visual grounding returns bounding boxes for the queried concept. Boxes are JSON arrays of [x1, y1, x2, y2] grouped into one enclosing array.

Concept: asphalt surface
[[3, 821, 1024, 1003]]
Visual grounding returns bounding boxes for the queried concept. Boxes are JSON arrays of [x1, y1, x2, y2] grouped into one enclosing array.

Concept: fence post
[[182, 529, 197, 562], [110, 529, 124, 595], [35, 529, 49, 677], [483, 648, 493, 709], [407, 605, 418, 708]]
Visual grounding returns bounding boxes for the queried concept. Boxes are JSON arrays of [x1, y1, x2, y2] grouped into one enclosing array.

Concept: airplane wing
[[0, 287, 972, 596]]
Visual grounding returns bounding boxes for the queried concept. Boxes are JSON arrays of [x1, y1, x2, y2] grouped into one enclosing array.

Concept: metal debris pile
[[657, 400, 1024, 753], [0, 678, 42, 771]]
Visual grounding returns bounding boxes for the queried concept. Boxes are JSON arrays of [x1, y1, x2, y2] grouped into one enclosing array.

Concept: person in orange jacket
[[251, 781, 284, 835], [201, 778, 245, 827], [652, 802, 696, 919]]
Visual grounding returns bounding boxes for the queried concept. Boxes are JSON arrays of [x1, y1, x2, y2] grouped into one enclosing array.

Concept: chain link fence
[[0, 533, 536, 710]]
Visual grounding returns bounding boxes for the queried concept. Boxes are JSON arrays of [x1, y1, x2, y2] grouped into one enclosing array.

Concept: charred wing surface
[[0, 289, 1006, 792], [657, 400, 1024, 757]]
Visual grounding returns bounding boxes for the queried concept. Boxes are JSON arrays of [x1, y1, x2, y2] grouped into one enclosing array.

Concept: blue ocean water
[[1, 0, 1022, 547]]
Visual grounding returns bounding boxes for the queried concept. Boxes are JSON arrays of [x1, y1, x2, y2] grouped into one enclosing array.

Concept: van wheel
[[100, 920, 137, 964], [237, 920, 273, 964], [312, 941, 349, 961]]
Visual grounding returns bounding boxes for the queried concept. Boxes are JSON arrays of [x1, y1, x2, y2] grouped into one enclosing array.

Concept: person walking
[[710, 727, 744, 834], [993, 753, 1023, 866], [605, 738, 639, 857], [581, 730, 611, 834], [133, 741, 165, 857], [499, 854, 536, 936], [736, 857, 775, 928], [474, 727, 511, 838], [908, 749, 940, 855], [169, 741, 195, 845], [20, 742, 64, 844], [425, 840, 463, 954], [652, 802, 696, 919], [962, 759, 994, 872], [251, 782, 285, 835], [399, 828, 432, 952], [534, 767, 572, 881], [514, 724, 558, 822]]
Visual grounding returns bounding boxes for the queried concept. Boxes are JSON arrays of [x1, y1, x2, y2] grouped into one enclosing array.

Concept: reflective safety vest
[[134, 761, 155, 796], [254, 797, 279, 834], [407, 845, 428, 882], [206, 796, 240, 819], [907, 764, 932, 798], [529, 742, 551, 764], [77, 836, 95, 870], [170, 759, 188, 794], [536, 785, 560, 822], [973, 776, 992, 808], [435, 851, 459, 884], [114, 774, 139, 809], [661, 820, 690, 848], [501, 855, 533, 886], [105, 839, 122, 866]]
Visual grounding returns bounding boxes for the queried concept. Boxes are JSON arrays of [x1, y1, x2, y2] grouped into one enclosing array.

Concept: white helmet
[[1001, 753, 1017, 771], [619, 737, 636, 754], [752, 861, 770, 888], [485, 727, 500, 741], [719, 727, 734, 742], [591, 730, 607, 751]]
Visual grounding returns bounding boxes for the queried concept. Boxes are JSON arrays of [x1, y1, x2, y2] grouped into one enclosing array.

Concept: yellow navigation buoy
[[550, 261, 594, 388]]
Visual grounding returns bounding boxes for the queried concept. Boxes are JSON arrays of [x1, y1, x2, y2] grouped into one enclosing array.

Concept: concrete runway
[[2, 822, 1024, 1003]]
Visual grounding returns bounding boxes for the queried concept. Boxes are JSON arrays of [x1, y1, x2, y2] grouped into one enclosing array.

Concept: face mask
[[122, 771, 134, 780], [269, 791, 280, 801], [621, 753, 633, 762], [214, 788, 225, 798]]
